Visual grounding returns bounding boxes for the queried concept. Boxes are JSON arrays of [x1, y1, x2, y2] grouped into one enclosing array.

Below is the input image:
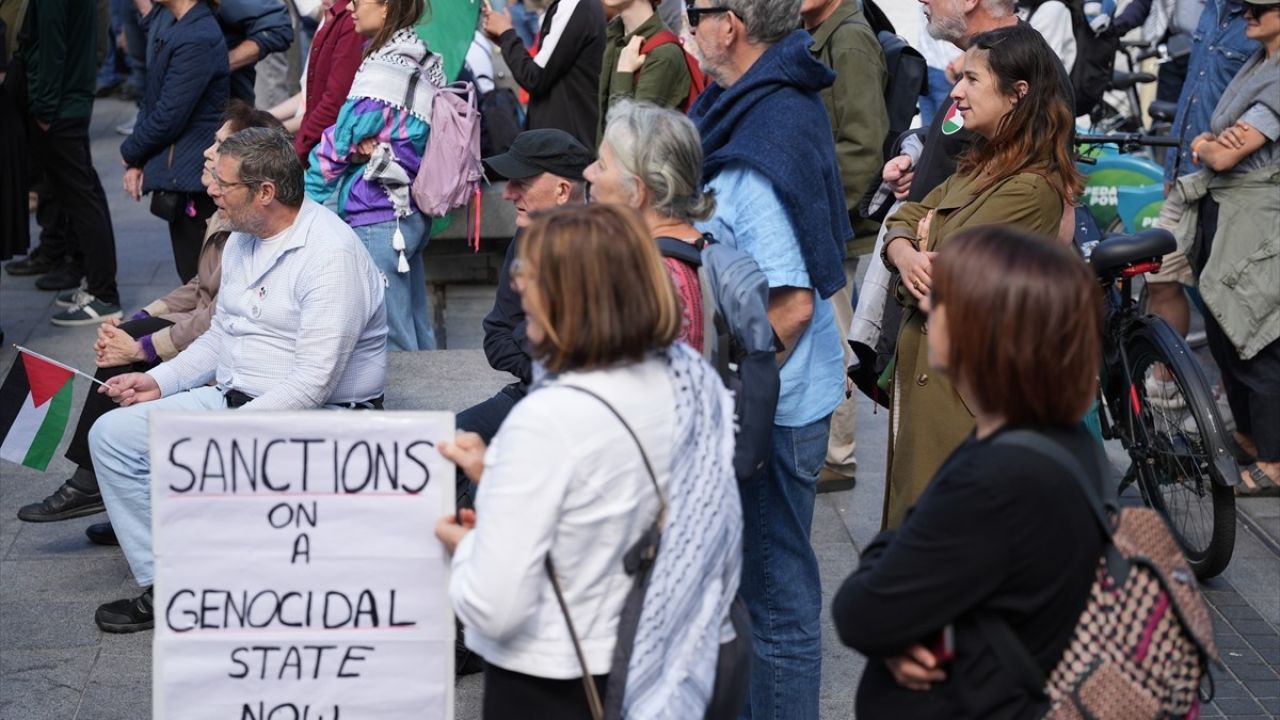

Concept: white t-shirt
[[248, 225, 290, 280], [1025, 1, 1078, 74]]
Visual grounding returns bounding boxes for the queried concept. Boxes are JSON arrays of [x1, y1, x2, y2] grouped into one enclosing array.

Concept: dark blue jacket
[[143, 0, 293, 103], [690, 30, 849, 299], [121, 3, 229, 194]]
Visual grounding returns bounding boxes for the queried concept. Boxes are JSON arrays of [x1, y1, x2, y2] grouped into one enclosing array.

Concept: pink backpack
[[412, 81, 484, 244]]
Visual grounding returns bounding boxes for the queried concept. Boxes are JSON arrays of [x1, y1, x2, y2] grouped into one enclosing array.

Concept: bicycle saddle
[[1110, 70, 1158, 91], [1089, 229, 1177, 278], [1148, 100, 1177, 122]]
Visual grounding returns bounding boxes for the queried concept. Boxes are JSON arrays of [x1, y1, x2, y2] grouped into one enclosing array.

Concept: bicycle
[[1086, 229, 1238, 579]]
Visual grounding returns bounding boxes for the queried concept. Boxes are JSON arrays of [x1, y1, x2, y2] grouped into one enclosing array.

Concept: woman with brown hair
[[877, 23, 1084, 528], [435, 204, 743, 718], [834, 225, 1107, 719]]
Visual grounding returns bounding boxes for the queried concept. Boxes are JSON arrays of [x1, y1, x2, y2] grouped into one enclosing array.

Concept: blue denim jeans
[[89, 386, 228, 587], [352, 213, 436, 351], [740, 415, 831, 719]]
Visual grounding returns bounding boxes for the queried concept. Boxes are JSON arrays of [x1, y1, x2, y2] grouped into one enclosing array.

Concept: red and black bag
[[637, 31, 708, 113]]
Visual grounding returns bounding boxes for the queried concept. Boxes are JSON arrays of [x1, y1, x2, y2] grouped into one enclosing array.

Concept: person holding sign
[[87, 127, 389, 633], [436, 205, 744, 719]]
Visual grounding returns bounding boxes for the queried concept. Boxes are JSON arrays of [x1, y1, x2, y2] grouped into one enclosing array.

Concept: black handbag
[[545, 384, 751, 720], [148, 190, 186, 223]]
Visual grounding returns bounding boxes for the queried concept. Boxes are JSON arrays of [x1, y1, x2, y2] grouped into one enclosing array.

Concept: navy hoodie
[[691, 29, 850, 299]]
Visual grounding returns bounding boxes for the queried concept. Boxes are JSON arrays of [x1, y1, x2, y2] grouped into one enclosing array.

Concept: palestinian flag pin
[[942, 103, 965, 136]]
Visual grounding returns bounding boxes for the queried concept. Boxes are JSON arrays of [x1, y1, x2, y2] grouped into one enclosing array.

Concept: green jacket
[[1173, 165, 1280, 360], [881, 170, 1065, 528], [810, 0, 889, 256], [20, 0, 97, 122], [596, 12, 691, 146]]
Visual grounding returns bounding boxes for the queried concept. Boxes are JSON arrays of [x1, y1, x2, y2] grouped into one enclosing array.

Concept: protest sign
[[150, 411, 456, 720]]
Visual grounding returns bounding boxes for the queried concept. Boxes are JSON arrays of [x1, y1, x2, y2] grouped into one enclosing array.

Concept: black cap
[[483, 129, 594, 181]]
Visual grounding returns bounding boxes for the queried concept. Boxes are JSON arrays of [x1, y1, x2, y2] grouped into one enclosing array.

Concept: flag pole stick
[[13, 345, 109, 387]]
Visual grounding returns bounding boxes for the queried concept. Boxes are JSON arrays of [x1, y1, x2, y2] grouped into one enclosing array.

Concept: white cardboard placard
[[150, 411, 455, 720]]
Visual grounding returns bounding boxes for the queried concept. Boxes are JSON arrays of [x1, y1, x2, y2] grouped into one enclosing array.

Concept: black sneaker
[[96, 588, 154, 633], [51, 295, 122, 327], [35, 265, 84, 291], [4, 254, 57, 277], [16, 480, 106, 522], [86, 522, 119, 546]]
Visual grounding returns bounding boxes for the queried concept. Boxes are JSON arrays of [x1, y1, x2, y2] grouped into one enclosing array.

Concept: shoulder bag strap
[[539, 383, 665, 720], [975, 429, 1115, 701]]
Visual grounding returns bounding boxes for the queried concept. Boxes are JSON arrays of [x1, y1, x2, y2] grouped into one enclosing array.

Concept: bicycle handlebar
[[1077, 133, 1182, 148]]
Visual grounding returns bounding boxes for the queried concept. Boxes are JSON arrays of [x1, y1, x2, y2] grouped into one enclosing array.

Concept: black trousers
[[1155, 51, 1189, 105], [454, 382, 526, 508], [29, 117, 119, 304], [1195, 198, 1280, 461], [167, 193, 217, 283], [482, 663, 607, 720], [63, 317, 174, 482]]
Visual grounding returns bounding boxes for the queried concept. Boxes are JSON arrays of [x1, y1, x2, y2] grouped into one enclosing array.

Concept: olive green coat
[[596, 12, 691, 146], [880, 170, 1065, 528], [810, 0, 889, 256]]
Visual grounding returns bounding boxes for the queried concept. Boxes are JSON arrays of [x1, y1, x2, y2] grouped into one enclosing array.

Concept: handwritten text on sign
[[150, 411, 456, 720]]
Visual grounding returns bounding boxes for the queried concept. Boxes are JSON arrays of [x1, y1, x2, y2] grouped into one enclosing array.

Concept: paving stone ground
[[2, 96, 1278, 720]]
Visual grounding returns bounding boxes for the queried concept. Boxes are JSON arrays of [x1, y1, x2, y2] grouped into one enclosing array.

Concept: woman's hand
[[885, 643, 947, 691], [617, 35, 647, 73], [915, 210, 935, 243], [439, 432, 488, 484], [95, 323, 144, 368], [350, 136, 380, 164], [1216, 121, 1252, 150], [888, 237, 938, 303], [435, 509, 477, 554], [123, 168, 144, 201]]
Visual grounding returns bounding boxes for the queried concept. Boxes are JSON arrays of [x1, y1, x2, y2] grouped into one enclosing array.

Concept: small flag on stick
[[0, 347, 90, 470]]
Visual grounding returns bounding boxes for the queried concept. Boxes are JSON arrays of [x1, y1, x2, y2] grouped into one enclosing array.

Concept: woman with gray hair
[[585, 100, 716, 350]]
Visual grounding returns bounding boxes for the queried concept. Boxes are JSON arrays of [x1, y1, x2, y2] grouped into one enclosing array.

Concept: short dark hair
[[222, 99, 284, 135], [518, 205, 681, 373], [930, 225, 1101, 427], [216, 127, 305, 208]]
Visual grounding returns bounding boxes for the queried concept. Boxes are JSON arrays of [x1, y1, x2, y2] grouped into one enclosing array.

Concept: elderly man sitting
[[88, 128, 388, 633]]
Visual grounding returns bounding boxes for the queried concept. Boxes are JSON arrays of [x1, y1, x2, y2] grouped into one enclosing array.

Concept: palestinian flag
[[941, 103, 965, 136], [0, 350, 76, 471]]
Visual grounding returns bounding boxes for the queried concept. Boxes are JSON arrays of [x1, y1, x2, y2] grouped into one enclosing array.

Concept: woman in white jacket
[[436, 204, 742, 719]]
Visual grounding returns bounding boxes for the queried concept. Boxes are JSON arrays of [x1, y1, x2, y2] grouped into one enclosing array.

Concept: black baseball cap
[[483, 129, 594, 181]]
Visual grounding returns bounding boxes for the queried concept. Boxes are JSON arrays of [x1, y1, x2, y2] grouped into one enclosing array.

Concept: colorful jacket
[[305, 29, 444, 228]]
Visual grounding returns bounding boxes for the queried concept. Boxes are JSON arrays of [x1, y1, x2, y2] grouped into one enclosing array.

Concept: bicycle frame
[[1094, 270, 1239, 490]]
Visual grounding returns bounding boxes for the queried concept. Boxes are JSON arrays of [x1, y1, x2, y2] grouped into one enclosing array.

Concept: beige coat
[[881, 170, 1065, 528]]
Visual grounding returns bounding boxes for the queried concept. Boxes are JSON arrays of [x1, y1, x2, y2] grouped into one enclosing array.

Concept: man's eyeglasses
[[687, 5, 733, 30], [209, 170, 251, 193]]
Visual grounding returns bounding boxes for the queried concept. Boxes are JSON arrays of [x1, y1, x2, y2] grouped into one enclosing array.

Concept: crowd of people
[[0, 0, 1277, 717]]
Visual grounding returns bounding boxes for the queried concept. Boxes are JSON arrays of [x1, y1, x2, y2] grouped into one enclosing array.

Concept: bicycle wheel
[[1121, 319, 1236, 579]]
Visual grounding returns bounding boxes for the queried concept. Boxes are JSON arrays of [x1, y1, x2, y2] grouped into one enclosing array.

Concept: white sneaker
[[1145, 376, 1186, 411], [55, 280, 91, 308]]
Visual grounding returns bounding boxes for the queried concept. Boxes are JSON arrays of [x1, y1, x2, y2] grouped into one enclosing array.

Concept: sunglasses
[[1243, 2, 1280, 16], [686, 5, 734, 29]]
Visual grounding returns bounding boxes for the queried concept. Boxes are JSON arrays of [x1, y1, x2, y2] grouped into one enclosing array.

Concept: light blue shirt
[[697, 165, 844, 428], [149, 199, 388, 408]]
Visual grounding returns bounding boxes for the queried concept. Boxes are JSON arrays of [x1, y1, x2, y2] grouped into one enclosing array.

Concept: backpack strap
[[656, 236, 703, 267], [639, 29, 681, 56], [974, 429, 1117, 703]]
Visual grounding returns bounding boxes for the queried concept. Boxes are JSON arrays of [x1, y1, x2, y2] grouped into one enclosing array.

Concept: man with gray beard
[[85, 127, 388, 634]]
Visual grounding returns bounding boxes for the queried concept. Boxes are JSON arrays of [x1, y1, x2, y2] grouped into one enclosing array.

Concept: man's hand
[[123, 168, 144, 201], [435, 509, 477, 554], [885, 643, 947, 691], [883, 155, 915, 200], [439, 432, 488, 484], [617, 35, 648, 73], [482, 7, 513, 40], [1216, 121, 1252, 150], [96, 323, 145, 368], [768, 286, 815, 368], [99, 372, 161, 407]]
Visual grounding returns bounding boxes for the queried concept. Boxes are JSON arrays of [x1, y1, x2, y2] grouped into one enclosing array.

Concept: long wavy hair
[[956, 25, 1084, 201]]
